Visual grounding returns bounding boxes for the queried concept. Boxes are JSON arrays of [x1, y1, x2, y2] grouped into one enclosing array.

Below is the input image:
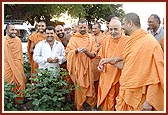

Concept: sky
[[122, 2, 165, 30], [61, 2, 166, 30]]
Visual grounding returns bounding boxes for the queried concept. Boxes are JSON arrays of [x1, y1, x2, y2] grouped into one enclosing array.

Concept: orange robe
[[66, 33, 97, 110], [159, 37, 164, 51], [55, 34, 62, 42], [91, 32, 106, 106], [27, 32, 46, 80], [71, 32, 77, 36], [27, 32, 60, 80], [59, 36, 74, 103], [97, 34, 128, 110], [4, 36, 26, 99], [115, 29, 164, 111], [103, 29, 110, 36], [91, 32, 106, 81]]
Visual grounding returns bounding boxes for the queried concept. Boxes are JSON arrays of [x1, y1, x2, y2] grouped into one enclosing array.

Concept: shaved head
[[55, 25, 64, 30], [109, 19, 122, 27], [110, 17, 119, 22], [124, 13, 141, 28], [71, 23, 78, 33], [55, 25, 65, 38], [108, 19, 122, 38]]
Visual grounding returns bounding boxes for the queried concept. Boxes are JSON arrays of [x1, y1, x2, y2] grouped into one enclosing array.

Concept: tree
[[4, 4, 125, 26], [4, 4, 67, 26]]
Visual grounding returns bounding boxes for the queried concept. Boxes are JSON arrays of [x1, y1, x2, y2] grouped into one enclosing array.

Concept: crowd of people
[[4, 12, 164, 111]]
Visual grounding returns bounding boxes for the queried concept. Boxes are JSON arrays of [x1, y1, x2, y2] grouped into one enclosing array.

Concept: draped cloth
[[66, 33, 97, 110], [91, 32, 106, 81], [97, 34, 128, 110], [103, 29, 110, 36], [115, 29, 164, 111], [27, 32, 46, 80], [4, 36, 26, 100], [159, 37, 164, 51]]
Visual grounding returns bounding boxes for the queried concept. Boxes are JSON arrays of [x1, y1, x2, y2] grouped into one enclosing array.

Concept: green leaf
[[32, 99, 40, 106], [53, 96, 58, 102]]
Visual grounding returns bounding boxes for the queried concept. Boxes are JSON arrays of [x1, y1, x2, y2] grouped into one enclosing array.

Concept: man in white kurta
[[33, 26, 66, 72]]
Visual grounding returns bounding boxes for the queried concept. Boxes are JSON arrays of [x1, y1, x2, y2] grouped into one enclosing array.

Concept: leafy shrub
[[23, 53, 31, 83], [24, 67, 74, 111], [4, 53, 29, 111], [4, 81, 19, 111]]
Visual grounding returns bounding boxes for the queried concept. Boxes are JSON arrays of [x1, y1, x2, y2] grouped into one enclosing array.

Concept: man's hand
[[47, 57, 59, 63], [53, 57, 59, 63], [142, 101, 153, 111], [99, 58, 110, 65], [30, 41, 35, 53], [76, 48, 88, 53], [47, 57, 54, 63], [97, 63, 104, 72], [30, 48, 34, 53], [97, 58, 110, 72], [81, 48, 89, 53], [109, 57, 123, 64], [98, 57, 124, 70]]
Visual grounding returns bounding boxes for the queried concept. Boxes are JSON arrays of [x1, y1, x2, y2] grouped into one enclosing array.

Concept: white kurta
[[33, 40, 66, 70]]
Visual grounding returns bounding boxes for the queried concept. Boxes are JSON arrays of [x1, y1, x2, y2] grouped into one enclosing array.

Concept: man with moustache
[[33, 26, 66, 72], [4, 23, 27, 102], [91, 22, 106, 105], [110, 13, 164, 111], [27, 20, 46, 82], [66, 19, 97, 111], [55, 25, 71, 47], [55, 25, 74, 102], [147, 14, 164, 42]]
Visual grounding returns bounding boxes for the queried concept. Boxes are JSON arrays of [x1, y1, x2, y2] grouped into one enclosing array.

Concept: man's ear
[[128, 21, 134, 28]]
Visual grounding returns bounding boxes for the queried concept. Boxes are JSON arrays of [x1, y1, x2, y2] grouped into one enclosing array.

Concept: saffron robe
[[159, 37, 164, 51], [115, 29, 164, 111], [97, 34, 128, 110], [91, 32, 106, 81], [27, 32, 46, 79], [4, 36, 26, 96], [66, 33, 97, 110]]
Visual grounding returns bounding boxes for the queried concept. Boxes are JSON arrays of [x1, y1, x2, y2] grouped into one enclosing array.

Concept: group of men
[[4, 12, 164, 111]]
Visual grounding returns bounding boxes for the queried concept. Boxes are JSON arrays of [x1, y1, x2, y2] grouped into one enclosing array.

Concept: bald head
[[71, 23, 78, 33], [123, 13, 141, 28], [108, 19, 122, 39], [110, 16, 119, 22], [55, 25, 65, 38], [38, 21, 46, 33], [72, 23, 77, 27], [122, 13, 141, 35], [55, 25, 64, 31], [109, 19, 121, 27]]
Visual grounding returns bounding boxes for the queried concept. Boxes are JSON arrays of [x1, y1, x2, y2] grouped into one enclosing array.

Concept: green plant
[[23, 52, 31, 83], [24, 67, 74, 111], [4, 81, 19, 111]]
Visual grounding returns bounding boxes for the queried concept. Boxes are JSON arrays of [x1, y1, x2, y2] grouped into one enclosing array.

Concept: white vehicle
[[4, 20, 35, 53], [4, 20, 35, 42]]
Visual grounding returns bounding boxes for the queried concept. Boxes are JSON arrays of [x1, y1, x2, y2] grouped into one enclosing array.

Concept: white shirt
[[33, 40, 66, 70], [150, 25, 164, 41]]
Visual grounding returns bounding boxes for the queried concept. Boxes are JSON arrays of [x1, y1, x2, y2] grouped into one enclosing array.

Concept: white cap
[[64, 23, 71, 29]]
